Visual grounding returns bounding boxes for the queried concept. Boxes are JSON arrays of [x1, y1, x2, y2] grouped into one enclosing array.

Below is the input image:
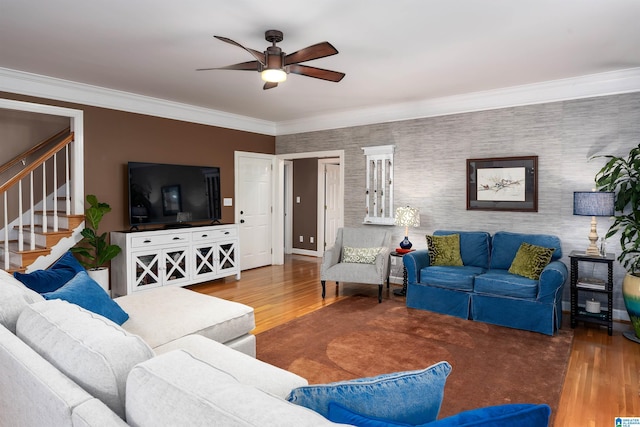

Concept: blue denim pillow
[[328, 402, 551, 427], [287, 361, 451, 425], [13, 251, 85, 293], [43, 271, 129, 325]]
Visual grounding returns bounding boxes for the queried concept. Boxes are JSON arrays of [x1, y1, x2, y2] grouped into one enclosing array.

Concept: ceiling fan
[[197, 29, 346, 90]]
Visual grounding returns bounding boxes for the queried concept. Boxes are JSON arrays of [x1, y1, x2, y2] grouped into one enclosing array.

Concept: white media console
[[110, 223, 240, 297]]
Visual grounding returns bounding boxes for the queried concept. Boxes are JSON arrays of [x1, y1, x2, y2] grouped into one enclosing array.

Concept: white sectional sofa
[[0, 269, 342, 426]]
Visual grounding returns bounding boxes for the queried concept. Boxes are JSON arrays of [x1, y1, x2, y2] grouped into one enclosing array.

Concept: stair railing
[[0, 130, 75, 270]]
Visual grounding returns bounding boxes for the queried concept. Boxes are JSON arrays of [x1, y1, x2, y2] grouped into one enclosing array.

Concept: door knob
[[240, 219, 245, 223]]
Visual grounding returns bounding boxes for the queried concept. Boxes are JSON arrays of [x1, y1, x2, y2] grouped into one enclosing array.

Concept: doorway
[[274, 150, 344, 265]]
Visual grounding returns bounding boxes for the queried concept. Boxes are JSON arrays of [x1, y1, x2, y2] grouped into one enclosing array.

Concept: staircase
[[0, 128, 85, 273]]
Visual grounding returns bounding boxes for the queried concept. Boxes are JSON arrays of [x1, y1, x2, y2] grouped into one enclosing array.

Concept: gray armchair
[[320, 227, 392, 303]]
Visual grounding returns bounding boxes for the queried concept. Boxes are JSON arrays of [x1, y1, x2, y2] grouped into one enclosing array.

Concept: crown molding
[[1, 67, 639, 137], [275, 68, 640, 135], [0, 67, 276, 136]]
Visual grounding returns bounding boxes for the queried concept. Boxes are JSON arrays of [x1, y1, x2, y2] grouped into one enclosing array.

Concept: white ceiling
[[1, 0, 640, 135]]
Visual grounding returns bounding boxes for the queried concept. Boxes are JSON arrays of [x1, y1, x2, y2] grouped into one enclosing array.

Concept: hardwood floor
[[189, 254, 639, 426]]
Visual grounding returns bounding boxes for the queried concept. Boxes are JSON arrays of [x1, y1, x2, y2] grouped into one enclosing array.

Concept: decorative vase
[[622, 273, 640, 342], [399, 236, 412, 250], [87, 267, 110, 297]]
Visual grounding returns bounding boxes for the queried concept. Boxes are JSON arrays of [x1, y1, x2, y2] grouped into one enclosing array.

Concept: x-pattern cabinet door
[[193, 243, 217, 280], [217, 240, 238, 274], [131, 250, 162, 292], [162, 246, 190, 286]]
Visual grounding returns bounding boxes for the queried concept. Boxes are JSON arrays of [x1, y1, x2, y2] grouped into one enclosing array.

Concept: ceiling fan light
[[261, 68, 287, 83]]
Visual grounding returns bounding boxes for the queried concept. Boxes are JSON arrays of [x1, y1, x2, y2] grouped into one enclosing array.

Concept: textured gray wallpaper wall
[[276, 93, 640, 318]]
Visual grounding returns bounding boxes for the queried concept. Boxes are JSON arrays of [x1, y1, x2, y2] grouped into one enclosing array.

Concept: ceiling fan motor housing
[[265, 45, 286, 71]]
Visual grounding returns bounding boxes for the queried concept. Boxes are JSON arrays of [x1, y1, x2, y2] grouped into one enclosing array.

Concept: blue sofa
[[404, 230, 568, 335]]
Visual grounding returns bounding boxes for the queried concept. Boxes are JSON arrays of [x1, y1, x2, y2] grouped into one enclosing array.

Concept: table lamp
[[573, 190, 615, 256], [394, 206, 420, 250]]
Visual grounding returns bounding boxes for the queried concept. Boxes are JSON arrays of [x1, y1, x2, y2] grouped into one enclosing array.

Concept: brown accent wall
[[292, 158, 318, 251], [1, 92, 275, 233]]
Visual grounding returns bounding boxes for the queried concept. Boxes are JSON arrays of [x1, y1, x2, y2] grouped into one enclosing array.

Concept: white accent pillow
[[16, 299, 154, 419], [126, 350, 338, 426], [0, 269, 44, 333]]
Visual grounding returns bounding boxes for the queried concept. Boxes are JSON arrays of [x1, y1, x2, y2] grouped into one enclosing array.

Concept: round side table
[[390, 251, 411, 296]]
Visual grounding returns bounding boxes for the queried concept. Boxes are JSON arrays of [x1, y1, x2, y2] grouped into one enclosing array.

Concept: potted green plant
[[71, 194, 122, 293], [594, 143, 640, 341]]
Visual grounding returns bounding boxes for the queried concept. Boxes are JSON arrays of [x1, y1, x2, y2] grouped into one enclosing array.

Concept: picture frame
[[467, 156, 538, 212], [161, 185, 182, 216]]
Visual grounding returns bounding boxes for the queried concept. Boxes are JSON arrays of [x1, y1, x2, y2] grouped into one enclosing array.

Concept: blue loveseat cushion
[[420, 265, 485, 291], [287, 361, 452, 425], [474, 270, 539, 299], [434, 231, 491, 269], [490, 232, 561, 270], [327, 402, 551, 427], [13, 251, 85, 293]]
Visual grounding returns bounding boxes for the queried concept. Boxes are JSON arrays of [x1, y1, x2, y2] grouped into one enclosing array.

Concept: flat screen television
[[127, 162, 221, 227]]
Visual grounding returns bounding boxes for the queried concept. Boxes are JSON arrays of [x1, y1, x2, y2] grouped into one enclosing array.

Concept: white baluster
[[41, 161, 47, 233], [53, 153, 58, 232], [3, 193, 8, 270], [65, 145, 71, 215], [18, 180, 23, 252], [29, 171, 35, 250]]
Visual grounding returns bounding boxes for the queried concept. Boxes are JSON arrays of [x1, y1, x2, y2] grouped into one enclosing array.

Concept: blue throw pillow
[[287, 361, 451, 425], [328, 403, 410, 426], [43, 271, 129, 325], [424, 403, 551, 427], [13, 251, 85, 293], [328, 403, 551, 427]]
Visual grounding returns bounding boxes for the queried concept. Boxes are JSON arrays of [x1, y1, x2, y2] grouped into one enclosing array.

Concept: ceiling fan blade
[[284, 42, 338, 65], [196, 60, 260, 72], [214, 35, 265, 65], [288, 64, 345, 82], [263, 82, 278, 90]]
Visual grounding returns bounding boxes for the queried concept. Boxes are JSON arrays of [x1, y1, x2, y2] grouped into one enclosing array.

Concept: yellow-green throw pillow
[[426, 234, 463, 266], [342, 247, 383, 264], [508, 242, 554, 280]]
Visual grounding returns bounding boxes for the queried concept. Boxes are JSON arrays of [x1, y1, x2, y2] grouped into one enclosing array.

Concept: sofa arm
[[403, 250, 430, 284], [537, 260, 568, 302], [320, 246, 341, 277], [375, 247, 392, 280]]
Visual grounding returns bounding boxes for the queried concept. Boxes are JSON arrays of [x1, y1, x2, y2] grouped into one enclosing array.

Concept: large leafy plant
[[71, 194, 122, 269], [594, 143, 640, 274]]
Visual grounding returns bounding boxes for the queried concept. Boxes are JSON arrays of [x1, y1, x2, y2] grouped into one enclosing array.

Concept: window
[[362, 145, 395, 225]]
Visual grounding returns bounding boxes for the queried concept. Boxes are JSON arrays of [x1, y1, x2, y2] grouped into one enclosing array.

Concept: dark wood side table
[[390, 251, 412, 296], [569, 250, 615, 336]]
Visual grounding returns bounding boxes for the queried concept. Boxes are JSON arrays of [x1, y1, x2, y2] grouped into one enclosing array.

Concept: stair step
[[0, 241, 51, 267], [4, 241, 49, 253], [12, 225, 73, 248], [5, 264, 26, 274], [34, 212, 84, 229]]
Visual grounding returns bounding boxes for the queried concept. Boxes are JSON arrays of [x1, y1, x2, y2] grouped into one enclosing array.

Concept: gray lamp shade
[[573, 191, 615, 216]]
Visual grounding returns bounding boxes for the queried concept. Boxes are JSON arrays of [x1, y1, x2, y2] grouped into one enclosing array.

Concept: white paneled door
[[236, 152, 273, 270], [324, 162, 341, 250]]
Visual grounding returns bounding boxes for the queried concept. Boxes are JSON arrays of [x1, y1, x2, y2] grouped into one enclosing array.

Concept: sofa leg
[[378, 285, 383, 303], [321, 280, 326, 299]]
